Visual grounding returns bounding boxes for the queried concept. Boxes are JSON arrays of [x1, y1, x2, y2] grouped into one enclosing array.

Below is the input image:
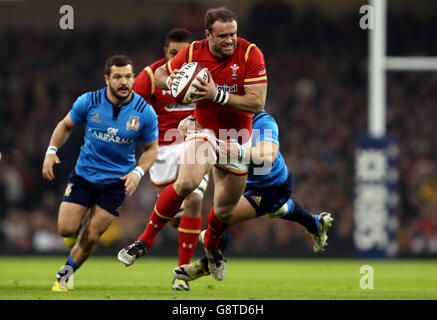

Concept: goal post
[[354, 0, 436, 258]]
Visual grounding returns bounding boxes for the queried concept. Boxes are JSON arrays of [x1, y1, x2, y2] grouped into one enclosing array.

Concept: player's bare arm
[[245, 140, 278, 165], [120, 139, 158, 196], [192, 74, 267, 114], [42, 113, 75, 181]]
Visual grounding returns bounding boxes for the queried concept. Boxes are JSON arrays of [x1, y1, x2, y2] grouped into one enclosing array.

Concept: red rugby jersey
[[165, 37, 267, 143], [134, 58, 195, 145]]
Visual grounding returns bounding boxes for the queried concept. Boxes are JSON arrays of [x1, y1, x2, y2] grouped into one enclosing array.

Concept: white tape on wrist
[[214, 89, 230, 105], [132, 166, 144, 179], [46, 146, 57, 155]]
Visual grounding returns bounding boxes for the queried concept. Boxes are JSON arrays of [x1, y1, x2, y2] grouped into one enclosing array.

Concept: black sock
[[281, 200, 319, 234]]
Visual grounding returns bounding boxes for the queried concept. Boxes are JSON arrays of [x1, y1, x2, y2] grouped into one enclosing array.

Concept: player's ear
[[205, 29, 211, 39], [104, 74, 109, 85]]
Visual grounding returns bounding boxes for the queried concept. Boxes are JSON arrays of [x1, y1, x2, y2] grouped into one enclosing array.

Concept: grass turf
[[0, 256, 436, 300]]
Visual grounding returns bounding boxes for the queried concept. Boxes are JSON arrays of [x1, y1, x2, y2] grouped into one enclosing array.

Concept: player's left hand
[[191, 71, 217, 102], [120, 172, 141, 196]]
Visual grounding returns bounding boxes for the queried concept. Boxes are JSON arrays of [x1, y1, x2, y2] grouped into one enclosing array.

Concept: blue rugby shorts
[[243, 171, 293, 217], [62, 171, 126, 217]]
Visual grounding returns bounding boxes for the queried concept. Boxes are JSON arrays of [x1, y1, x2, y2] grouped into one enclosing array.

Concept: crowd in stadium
[[1, 1, 436, 256]]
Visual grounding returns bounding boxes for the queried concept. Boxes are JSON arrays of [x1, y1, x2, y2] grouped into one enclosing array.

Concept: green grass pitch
[[0, 256, 436, 300]]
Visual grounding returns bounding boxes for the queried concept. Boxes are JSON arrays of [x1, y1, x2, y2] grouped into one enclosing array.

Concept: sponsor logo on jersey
[[164, 103, 195, 112], [126, 116, 140, 131], [107, 127, 119, 135], [215, 84, 238, 92], [89, 129, 134, 144]]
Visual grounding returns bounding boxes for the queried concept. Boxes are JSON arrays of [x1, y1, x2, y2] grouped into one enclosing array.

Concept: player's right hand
[[166, 69, 181, 90], [42, 154, 61, 181]]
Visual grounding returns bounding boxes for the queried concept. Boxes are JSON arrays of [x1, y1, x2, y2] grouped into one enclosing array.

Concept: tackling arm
[[244, 140, 278, 166], [220, 140, 278, 167]]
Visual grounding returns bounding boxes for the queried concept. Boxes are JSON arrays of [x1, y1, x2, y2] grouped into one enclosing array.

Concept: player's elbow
[[58, 119, 74, 135], [251, 95, 265, 114], [252, 103, 264, 114], [154, 67, 169, 90], [245, 85, 266, 113]]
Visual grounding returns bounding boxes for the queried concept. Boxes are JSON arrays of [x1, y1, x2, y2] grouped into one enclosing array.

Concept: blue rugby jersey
[[69, 87, 158, 184], [246, 110, 289, 188]]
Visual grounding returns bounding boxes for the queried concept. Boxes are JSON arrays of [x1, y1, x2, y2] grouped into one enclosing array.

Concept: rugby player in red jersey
[[127, 29, 209, 291], [118, 7, 267, 281]]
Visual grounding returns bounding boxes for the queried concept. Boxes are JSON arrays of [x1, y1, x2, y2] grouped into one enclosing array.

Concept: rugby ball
[[171, 62, 209, 104]]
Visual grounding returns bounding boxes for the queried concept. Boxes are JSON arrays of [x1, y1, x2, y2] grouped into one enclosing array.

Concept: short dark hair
[[104, 55, 133, 76], [164, 28, 193, 47], [205, 7, 237, 32]]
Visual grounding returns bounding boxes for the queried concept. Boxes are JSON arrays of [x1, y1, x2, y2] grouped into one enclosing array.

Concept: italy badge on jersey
[[126, 116, 140, 131]]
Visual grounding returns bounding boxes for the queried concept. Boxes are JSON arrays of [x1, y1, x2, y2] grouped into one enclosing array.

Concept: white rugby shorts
[[149, 142, 184, 186]]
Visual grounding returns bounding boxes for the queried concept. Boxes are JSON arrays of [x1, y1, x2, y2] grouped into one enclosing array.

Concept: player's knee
[[58, 224, 78, 238], [81, 229, 101, 245], [174, 177, 199, 197], [213, 207, 233, 222]]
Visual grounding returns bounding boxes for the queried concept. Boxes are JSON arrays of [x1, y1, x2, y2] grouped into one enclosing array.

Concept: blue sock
[[199, 256, 208, 270], [66, 255, 81, 271], [281, 200, 318, 234], [200, 232, 231, 272]]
